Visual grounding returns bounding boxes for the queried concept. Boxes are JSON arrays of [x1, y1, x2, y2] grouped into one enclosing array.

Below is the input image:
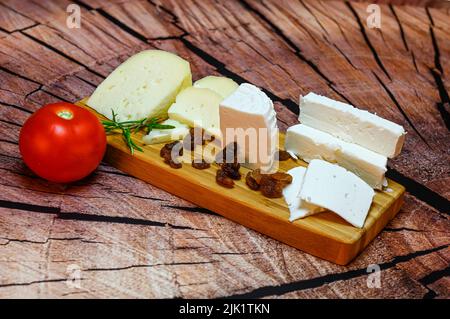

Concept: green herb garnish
[[102, 110, 175, 154]]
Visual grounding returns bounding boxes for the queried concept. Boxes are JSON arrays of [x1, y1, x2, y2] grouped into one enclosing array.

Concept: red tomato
[[19, 102, 106, 183]]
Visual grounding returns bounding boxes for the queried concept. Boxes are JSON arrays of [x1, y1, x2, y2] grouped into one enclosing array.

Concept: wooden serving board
[[77, 99, 405, 265]]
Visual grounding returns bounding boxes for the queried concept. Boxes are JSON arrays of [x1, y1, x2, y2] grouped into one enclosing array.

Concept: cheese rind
[[193, 76, 238, 99], [87, 50, 192, 121], [299, 160, 375, 228], [299, 93, 406, 158], [168, 87, 222, 137], [142, 119, 189, 145], [285, 124, 387, 189], [220, 83, 278, 172], [283, 166, 325, 222]]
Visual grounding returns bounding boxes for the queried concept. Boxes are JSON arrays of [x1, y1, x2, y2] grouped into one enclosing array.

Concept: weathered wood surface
[[0, 0, 448, 298]]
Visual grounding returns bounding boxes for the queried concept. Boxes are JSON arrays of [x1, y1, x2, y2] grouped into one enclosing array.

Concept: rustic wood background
[[0, 0, 449, 298]]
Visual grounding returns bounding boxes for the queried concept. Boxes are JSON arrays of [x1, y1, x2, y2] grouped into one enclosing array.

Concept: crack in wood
[[84, 260, 218, 272], [20, 31, 105, 83], [0, 278, 69, 289], [419, 264, 449, 299], [419, 264, 450, 286], [0, 236, 105, 246], [389, 5, 409, 52], [384, 227, 424, 233], [0, 199, 205, 231], [345, 2, 392, 81], [239, 0, 353, 106], [386, 168, 450, 215], [372, 71, 431, 148], [0, 101, 33, 114], [429, 27, 443, 75], [222, 243, 449, 298], [57, 212, 206, 231], [429, 69, 450, 131], [162, 204, 218, 216]]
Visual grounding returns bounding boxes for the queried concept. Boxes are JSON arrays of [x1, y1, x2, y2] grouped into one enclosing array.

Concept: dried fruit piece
[[245, 169, 292, 198], [270, 172, 293, 185], [260, 176, 284, 198], [276, 150, 291, 161], [216, 169, 234, 188], [192, 160, 211, 170], [160, 141, 183, 168], [245, 171, 260, 190], [220, 162, 241, 180]]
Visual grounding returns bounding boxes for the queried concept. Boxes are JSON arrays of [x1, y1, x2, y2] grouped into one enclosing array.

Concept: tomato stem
[[57, 110, 73, 120]]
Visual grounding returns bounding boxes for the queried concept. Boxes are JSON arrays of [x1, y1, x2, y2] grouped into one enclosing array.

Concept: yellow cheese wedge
[[193, 76, 238, 99], [87, 50, 192, 121], [168, 87, 222, 137]]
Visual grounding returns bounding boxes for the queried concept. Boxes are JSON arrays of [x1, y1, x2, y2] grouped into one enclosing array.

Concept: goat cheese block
[[285, 124, 387, 189], [300, 160, 375, 228], [283, 166, 325, 222], [87, 50, 192, 122], [168, 87, 222, 137], [299, 93, 406, 158], [193, 76, 239, 99], [142, 119, 189, 145], [220, 83, 278, 172]]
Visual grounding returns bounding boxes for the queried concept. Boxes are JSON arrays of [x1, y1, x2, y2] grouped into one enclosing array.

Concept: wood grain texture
[[0, 0, 448, 298]]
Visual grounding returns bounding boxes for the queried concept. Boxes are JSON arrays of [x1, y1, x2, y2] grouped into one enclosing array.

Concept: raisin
[[220, 162, 241, 180], [192, 160, 211, 170], [216, 169, 234, 188], [249, 169, 263, 184], [276, 150, 291, 161], [270, 172, 293, 185], [160, 141, 183, 168], [245, 171, 260, 190], [260, 176, 284, 198], [165, 159, 182, 169]]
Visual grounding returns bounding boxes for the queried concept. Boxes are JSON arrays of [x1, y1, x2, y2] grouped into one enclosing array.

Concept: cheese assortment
[[282, 92, 405, 227], [299, 93, 406, 158], [87, 50, 191, 121], [219, 83, 279, 172], [86, 48, 406, 234], [285, 124, 387, 189], [193, 76, 239, 99]]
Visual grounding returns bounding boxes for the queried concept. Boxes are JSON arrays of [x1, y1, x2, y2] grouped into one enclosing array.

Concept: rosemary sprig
[[102, 109, 175, 154]]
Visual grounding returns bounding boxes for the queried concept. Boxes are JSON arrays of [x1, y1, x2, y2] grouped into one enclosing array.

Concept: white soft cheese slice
[[285, 124, 387, 189], [87, 50, 192, 121], [194, 76, 239, 99], [168, 87, 222, 137], [142, 119, 189, 145], [283, 166, 325, 222], [299, 93, 406, 158], [220, 83, 278, 172], [300, 160, 375, 228]]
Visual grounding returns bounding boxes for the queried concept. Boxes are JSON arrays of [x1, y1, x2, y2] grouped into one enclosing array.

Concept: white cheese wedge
[[300, 160, 375, 228], [142, 119, 189, 145], [299, 93, 406, 158], [285, 124, 387, 189], [283, 166, 325, 222], [168, 87, 222, 137], [220, 83, 278, 172], [193, 76, 239, 99], [87, 50, 191, 122]]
